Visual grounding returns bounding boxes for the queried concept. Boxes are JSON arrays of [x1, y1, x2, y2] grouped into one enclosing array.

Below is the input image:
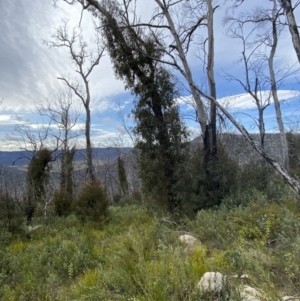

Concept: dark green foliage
[[73, 180, 109, 222], [239, 160, 274, 193], [221, 158, 290, 208], [101, 7, 188, 212], [287, 131, 300, 178], [133, 69, 188, 212], [60, 146, 75, 196], [0, 191, 23, 234], [180, 142, 239, 214], [53, 189, 73, 217], [27, 148, 52, 203], [117, 156, 128, 196]]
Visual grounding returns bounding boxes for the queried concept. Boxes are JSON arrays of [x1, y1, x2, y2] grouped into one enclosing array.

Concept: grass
[[1, 199, 300, 300]]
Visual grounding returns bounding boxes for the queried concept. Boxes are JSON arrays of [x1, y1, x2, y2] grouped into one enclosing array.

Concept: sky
[[0, 0, 300, 151]]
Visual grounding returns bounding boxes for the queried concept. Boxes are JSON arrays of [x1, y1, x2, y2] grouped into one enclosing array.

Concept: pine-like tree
[[100, 8, 188, 211], [133, 68, 188, 212]]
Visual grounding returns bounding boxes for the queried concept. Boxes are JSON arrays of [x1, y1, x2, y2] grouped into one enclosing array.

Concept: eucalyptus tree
[[45, 20, 105, 182]]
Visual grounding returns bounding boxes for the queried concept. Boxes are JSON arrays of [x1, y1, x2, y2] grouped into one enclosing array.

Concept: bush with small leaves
[[53, 189, 73, 217], [73, 180, 109, 223], [0, 191, 24, 235]]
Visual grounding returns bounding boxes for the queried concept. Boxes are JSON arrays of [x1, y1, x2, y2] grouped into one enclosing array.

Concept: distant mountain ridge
[[0, 147, 132, 166], [0, 133, 286, 167], [191, 132, 283, 165]]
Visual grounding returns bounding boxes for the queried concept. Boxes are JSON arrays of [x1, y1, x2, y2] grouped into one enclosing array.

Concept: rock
[[27, 225, 42, 232], [282, 297, 300, 301], [179, 234, 198, 246], [178, 234, 200, 253], [197, 272, 225, 293], [240, 285, 263, 301]]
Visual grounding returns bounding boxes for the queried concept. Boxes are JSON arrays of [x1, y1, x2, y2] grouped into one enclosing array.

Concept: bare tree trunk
[[280, 0, 300, 64], [207, 0, 217, 158], [270, 0, 289, 170], [153, 0, 208, 137], [85, 105, 94, 182], [258, 108, 265, 150]]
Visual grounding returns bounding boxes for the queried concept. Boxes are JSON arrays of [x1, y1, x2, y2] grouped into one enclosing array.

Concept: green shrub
[[179, 143, 239, 215], [222, 188, 267, 208], [73, 180, 109, 223], [53, 189, 73, 217], [0, 191, 24, 235]]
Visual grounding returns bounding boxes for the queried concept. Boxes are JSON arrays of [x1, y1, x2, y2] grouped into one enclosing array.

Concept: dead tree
[[224, 0, 290, 168], [37, 89, 81, 194], [45, 19, 105, 182]]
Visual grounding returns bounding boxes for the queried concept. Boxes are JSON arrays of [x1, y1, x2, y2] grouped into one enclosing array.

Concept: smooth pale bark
[[207, 0, 217, 157], [280, 0, 300, 64], [270, 0, 289, 170], [154, 0, 208, 137]]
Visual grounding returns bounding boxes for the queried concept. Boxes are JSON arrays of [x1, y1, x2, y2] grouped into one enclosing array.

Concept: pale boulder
[[197, 272, 225, 293], [178, 234, 200, 253], [240, 285, 263, 301]]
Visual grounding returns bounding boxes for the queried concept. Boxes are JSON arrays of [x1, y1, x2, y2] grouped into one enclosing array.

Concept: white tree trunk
[[270, 0, 289, 170], [280, 0, 300, 64]]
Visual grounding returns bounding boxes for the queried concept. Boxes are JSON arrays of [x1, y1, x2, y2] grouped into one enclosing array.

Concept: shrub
[[221, 188, 267, 208], [238, 160, 275, 194], [0, 191, 24, 235], [73, 180, 109, 223], [179, 143, 239, 215], [53, 189, 73, 217]]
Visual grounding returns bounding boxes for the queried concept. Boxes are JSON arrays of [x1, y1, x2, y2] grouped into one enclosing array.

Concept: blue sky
[[1, 0, 300, 151]]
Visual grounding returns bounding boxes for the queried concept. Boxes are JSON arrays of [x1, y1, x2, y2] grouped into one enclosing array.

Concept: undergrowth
[[1, 199, 300, 300]]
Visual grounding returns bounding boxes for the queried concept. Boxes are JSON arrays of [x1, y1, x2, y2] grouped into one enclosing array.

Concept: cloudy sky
[[1, 0, 300, 151]]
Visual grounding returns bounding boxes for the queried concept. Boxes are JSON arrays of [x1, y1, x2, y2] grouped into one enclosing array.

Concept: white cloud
[[176, 90, 300, 112], [219, 90, 300, 110]]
